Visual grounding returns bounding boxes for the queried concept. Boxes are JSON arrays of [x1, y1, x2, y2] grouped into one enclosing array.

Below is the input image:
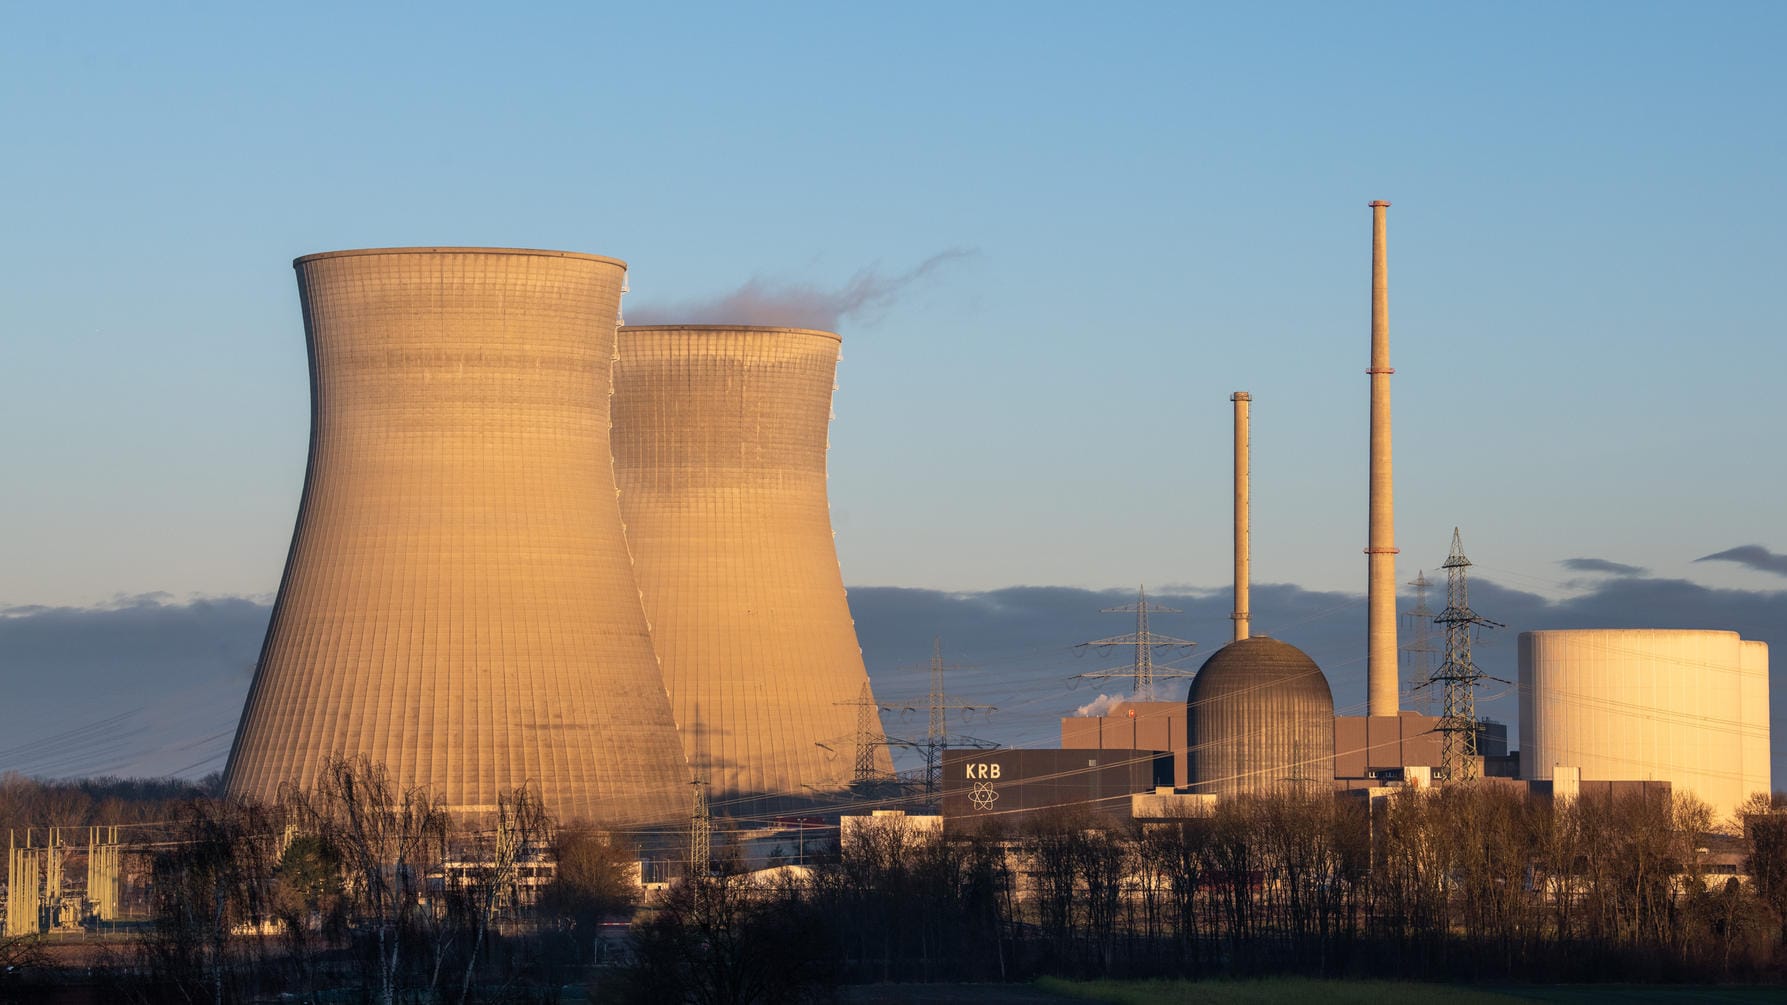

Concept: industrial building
[[611, 324, 894, 811], [940, 749, 1171, 824], [1520, 629, 1771, 821], [1332, 713, 1509, 783], [1060, 701, 1188, 787], [224, 248, 691, 826]]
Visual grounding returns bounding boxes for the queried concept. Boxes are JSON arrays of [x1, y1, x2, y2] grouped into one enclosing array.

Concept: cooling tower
[[612, 325, 895, 811], [1186, 636, 1335, 797], [224, 247, 690, 825], [1520, 629, 1769, 821]]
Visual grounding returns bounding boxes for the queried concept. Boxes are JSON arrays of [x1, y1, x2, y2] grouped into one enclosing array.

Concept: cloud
[[625, 248, 976, 330], [0, 595, 269, 779], [1559, 557, 1647, 576], [3, 573, 1782, 789], [1696, 545, 1787, 578]]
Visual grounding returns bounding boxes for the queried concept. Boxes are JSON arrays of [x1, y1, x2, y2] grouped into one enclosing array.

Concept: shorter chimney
[[1231, 391, 1251, 643]]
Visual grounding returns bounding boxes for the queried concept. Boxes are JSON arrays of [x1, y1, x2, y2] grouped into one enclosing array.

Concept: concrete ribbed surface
[[224, 248, 690, 826], [613, 325, 894, 813]]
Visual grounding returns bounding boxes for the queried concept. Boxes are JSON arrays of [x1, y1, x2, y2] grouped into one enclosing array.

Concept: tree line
[[632, 786, 1787, 998], [4, 764, 1787, 1002]]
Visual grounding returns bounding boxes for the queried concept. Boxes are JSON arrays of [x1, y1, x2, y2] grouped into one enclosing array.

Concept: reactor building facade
[[224, 248, 691, 826], [1519, 629, 1771, 821], [1186, 637, 1336, 797], [611, 325, 894, 810]]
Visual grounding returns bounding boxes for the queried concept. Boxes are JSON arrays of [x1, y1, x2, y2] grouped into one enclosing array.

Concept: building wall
[[1059, 701, 1188, 787], [611, 325, 893, 811], [941, 749, 1170, 825], [1520, 629, 1764, 821], [225, 248, 690, 825], [1740, 640, 1772, 800], [1333, 713, 1443, 779]]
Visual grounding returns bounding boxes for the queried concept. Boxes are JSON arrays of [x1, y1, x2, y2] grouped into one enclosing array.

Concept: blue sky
[[3, 2, 1784, 608]]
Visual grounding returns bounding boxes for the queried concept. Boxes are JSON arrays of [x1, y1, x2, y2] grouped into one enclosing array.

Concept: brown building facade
[[1060, 701, 1189, 787]]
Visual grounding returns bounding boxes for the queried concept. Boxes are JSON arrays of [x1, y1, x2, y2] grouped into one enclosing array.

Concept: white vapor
[[1073, 693, 1129, 718], [626, 248, 975, 330]]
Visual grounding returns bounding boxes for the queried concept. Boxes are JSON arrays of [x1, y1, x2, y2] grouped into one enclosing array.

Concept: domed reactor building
[[612, 325, 894, 813], [1186, 636, 1336, 797], [224, 248, 691, 826]]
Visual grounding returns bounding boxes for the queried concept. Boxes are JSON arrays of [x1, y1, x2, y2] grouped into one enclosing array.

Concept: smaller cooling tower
[[1187, 636, 1335, 797], [611, 324, 894, 813]]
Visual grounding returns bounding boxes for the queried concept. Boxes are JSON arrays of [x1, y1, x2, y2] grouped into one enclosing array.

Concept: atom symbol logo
[[969, 781, 999, 811]]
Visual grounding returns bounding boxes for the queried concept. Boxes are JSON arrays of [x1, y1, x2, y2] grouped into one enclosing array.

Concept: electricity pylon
[[1073, 585, 1197, 700], [1421, 529, 1505, 782]]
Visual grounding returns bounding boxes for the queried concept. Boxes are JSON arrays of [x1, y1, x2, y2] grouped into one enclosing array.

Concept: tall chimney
[[1366, 200, 1400, 716], [1231, 391, 1251, 643]]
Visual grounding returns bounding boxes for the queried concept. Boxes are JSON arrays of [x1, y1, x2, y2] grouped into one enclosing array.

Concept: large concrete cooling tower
[[612, 325, 895, 812], [224, 247, 690, 826]]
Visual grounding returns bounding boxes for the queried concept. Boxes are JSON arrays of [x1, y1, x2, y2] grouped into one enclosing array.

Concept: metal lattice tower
[[688, 778, 710, 877], [1428, 529, 1504, 781], [830, 681, 901, 785], [1401, 570, 1438, 712], [923, 638, 998, 797], [825, 685, 921, 791], [852, 681, 879, 783], [1074, 586, 1197, 700], [689, 703, 712, 876], [873, 638, 1000, 800]]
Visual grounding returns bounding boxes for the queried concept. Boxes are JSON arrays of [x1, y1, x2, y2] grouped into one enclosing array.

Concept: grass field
[[1035, 977, 1787, 1004]]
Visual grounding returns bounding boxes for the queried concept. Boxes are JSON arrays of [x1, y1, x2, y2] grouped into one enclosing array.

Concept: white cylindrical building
[[1519, 629, 1770, 821]]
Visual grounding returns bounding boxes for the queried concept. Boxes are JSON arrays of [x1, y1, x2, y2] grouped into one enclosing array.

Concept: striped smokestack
[[1231, 391, 1251, 643], [1366, 200, 1400, 716]]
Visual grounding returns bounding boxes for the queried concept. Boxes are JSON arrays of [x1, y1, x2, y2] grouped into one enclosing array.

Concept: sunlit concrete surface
[[224, 248, 690, 825], [613, 325, 894, 813], [1519, 628, 1771, 821]]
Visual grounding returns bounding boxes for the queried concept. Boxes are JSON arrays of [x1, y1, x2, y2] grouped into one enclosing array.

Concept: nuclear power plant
[[207, 209, 1770, 839], [611, 325, 895, 811]]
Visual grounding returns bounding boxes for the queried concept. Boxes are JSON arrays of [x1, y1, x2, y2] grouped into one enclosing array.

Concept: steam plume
[[626, 248, 975, 330], [1074, 693, 1129, 718]]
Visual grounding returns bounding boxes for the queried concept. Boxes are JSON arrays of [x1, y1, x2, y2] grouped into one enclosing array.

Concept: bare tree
[[283, 755, 449, 1005], [454, 784, 550, 1002]]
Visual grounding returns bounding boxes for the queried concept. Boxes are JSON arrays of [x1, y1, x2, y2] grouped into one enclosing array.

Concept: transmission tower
[[875, 638, 998, 800], [1425, 529, 1504, 782], [688, 778, 711, 877], [1073, 585, 1197, 700], [1400, 570, 1438, 713], [688, 704, 712, 876], [829, 681, 917, 786]]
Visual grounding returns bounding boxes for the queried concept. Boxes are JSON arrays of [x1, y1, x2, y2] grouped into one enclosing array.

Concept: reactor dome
[[1186, 635, 1335, 797]]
